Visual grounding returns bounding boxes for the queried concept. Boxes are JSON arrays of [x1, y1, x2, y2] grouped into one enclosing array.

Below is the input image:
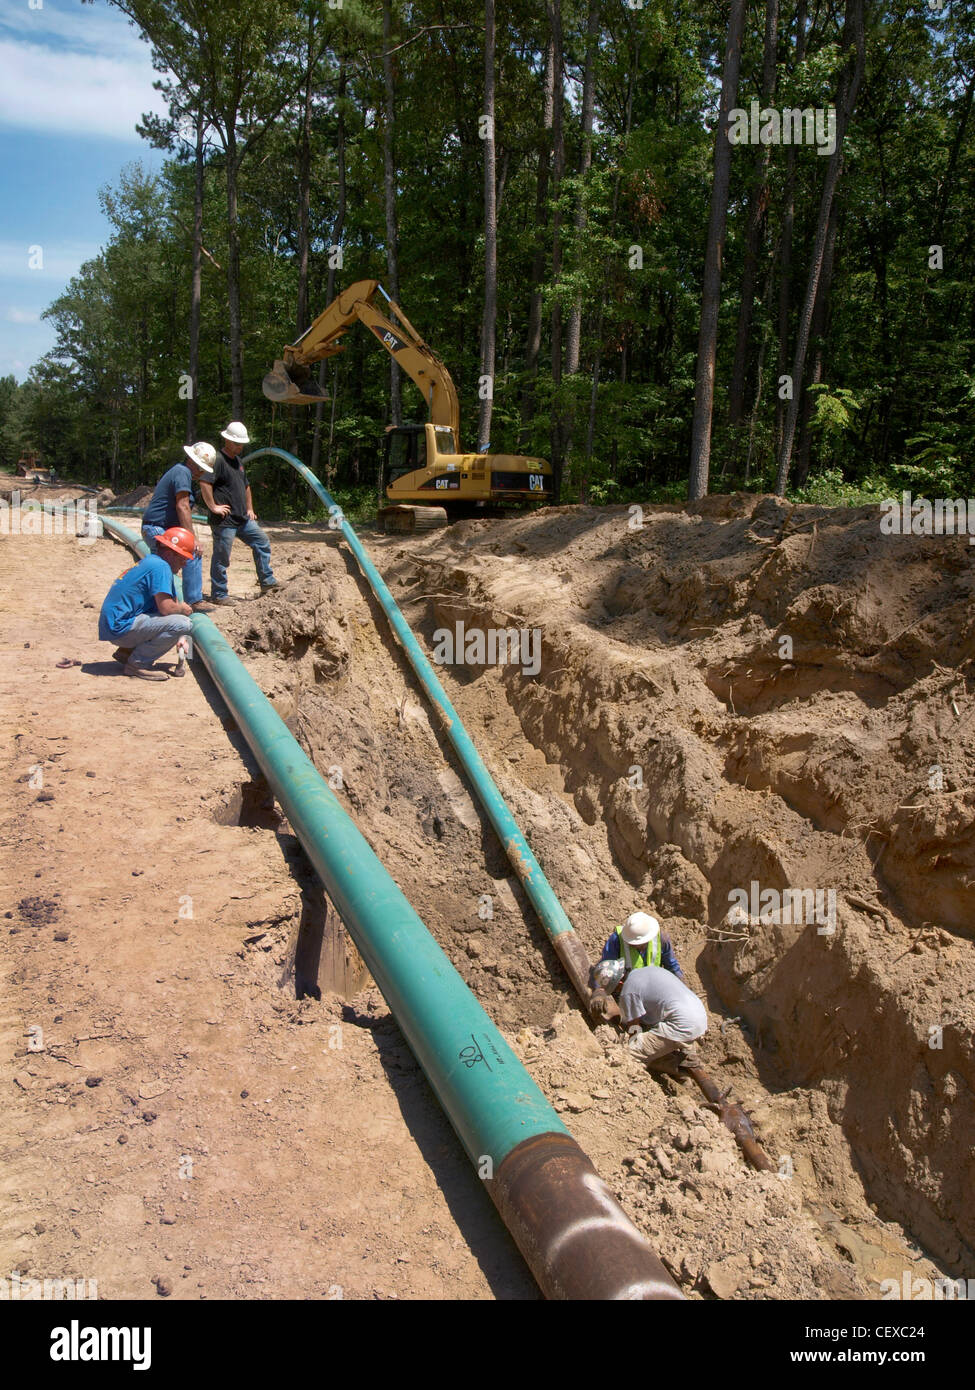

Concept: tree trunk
[[291, 13, 316, 462], [186, 106, 204, 442], [224, 132, 244, 418], [382, 0, 402, 427], [687, 0, 747, 502], [477, 0, 498, 452], [518, 31, 555, 440], [564, 0, 599, 377], [584, 57, 637, 478], [728, 0, 779, 427], [549, 0, 565, 500], [297, 14, 314, 335], [775, 0, 865, 496], [794, 201, 839, 487], [775, 0, 807, 458], [312, 60, 347, 482]]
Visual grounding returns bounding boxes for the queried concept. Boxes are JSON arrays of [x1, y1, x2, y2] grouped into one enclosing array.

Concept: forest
[[0, 0, 972, 519]]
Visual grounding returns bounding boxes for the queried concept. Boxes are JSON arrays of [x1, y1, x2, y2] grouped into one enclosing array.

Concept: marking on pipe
[[548, 1171, 664, 1262], [458, 1034, 492, 1071], [616, 1280, 682, 1301]]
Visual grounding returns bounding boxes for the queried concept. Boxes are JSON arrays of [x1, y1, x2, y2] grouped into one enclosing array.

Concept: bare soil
[[1, 482, 970, 1300]]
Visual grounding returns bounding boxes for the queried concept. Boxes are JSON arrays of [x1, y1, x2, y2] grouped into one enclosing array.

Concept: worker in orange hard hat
[[97, 527, 197, 681]]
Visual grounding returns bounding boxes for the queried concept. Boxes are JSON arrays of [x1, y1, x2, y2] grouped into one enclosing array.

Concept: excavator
[[262, 280, 552, 527]]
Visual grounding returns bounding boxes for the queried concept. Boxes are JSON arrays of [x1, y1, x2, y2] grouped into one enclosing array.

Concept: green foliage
[[6, 0, 973, 514], [788, 468, 893, 508]]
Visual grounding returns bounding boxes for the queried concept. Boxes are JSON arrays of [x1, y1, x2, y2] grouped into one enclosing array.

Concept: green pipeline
[[192, 610, 570, 1168], [94, 507, 566, 1159], [94, 507, 681, 1299], [242, 448, 593, 995], [100, 507, 209, 523]]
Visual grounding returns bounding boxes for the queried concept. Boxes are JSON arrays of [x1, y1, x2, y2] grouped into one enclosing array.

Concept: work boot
[[259, 581, 280, 595], [123, 662, 168, 682], [190, 600, 218, 613], [210, 595, 236, 606], [111, 647, 134, 664]]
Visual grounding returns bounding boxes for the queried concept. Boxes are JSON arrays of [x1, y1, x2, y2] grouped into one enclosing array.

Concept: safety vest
[[615, 926, 661, 972]]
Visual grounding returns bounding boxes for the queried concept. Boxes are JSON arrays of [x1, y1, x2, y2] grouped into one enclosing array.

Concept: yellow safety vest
[[615, 926, 661, 972]]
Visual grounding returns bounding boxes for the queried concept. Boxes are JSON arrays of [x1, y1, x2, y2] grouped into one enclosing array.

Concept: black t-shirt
[[209, 450, 249, 525]]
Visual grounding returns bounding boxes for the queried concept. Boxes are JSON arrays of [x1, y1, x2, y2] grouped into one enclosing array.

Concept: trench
[[350, 510, 972, 1286], [94, 491, 969, 1297]]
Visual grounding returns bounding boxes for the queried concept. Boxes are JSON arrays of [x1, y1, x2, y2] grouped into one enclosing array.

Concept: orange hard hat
[[156, 526, 195, 560]]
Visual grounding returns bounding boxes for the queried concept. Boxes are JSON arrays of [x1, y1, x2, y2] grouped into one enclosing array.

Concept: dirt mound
[[197, 501, 963, 1295], [366, 495, 974, 1276], [109, 485, 153, 509]]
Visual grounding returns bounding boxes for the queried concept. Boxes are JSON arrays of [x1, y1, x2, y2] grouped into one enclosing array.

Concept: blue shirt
[[601, 930, 684, 980], [98, 554, 176, 640], [143, 462, 194, 529]]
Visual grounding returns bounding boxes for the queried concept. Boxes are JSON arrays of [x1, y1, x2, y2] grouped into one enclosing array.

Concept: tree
[[477, 0, 498, 451], [688, 0, 747, 501]]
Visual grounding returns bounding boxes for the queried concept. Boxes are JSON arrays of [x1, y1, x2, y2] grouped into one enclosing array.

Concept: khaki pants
[[628, 1028, 702, 1069]]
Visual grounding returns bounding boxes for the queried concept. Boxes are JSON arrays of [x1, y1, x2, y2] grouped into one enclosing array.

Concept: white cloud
[[5, 307, 40, 324], [0, 1, 170, 142]]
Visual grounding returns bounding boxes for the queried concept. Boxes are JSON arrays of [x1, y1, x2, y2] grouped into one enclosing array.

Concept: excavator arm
[[263, 279, 462, 449]]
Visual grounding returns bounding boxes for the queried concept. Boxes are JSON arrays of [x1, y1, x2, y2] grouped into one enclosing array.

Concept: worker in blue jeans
[[141, 441, 217, 613], [198, 421, 278, 605]]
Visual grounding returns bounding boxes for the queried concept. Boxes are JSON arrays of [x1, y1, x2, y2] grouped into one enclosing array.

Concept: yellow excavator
[[262, 280, 552, 526]]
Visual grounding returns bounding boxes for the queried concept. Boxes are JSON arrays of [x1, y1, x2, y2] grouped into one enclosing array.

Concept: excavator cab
[[382, 424, 427, 485]]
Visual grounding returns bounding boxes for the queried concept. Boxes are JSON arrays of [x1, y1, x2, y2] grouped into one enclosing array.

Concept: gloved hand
[[589, 990, 621, 1023]]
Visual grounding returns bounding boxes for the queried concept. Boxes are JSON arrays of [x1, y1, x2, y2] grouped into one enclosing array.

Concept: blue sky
[[0, 0, 170, 380]]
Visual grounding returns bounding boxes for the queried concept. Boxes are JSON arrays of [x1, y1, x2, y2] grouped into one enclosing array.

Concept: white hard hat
[[622, 912, 660, 946], [221, 421, 250, 444], [183, 441, 216, 473]]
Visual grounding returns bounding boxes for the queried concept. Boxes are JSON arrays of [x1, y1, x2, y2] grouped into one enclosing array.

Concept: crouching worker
[[589, 958, 707, 1074], [98, 527, 195, 682]]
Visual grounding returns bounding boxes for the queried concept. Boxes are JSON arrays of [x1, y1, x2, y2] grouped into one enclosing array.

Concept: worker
[[588, 912, 682, 1025], [600, 911, 685, 979], [618, 964, 707, 1071], [98, 526, 196, 681], [141, 442, 217, 613], [199, 421, 278, 605], [589, 958, 707, 1073]]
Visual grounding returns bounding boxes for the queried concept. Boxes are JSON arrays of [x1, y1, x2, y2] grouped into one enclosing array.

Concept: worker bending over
[[589, 910, 707, 1073], [141, 441, 217, 613], [98, 527, 195, 681]]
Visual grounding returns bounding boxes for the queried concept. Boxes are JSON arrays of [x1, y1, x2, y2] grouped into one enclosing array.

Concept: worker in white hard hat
[[199, 422, 279, 604], [588, 923, 706, 1073], [588, 911, 683, 1025], [141, 441, 218, 613], [604, 912, 685, 978]]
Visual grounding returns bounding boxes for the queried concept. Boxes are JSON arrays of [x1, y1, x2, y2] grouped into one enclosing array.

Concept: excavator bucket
[[261, 359, 330, 406]]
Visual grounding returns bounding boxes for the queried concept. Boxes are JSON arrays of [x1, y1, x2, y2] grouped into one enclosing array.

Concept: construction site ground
[[1, 479, 971, 1301]]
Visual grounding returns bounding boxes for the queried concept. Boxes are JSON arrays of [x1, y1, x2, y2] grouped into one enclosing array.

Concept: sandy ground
[[0, 504, 533, 1300], [1, 481, 970, 1301]]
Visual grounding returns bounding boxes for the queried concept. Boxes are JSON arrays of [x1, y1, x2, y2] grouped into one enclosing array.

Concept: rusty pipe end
[[488, 1132, 684, 1300], [552, 931, 597, 1011]]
